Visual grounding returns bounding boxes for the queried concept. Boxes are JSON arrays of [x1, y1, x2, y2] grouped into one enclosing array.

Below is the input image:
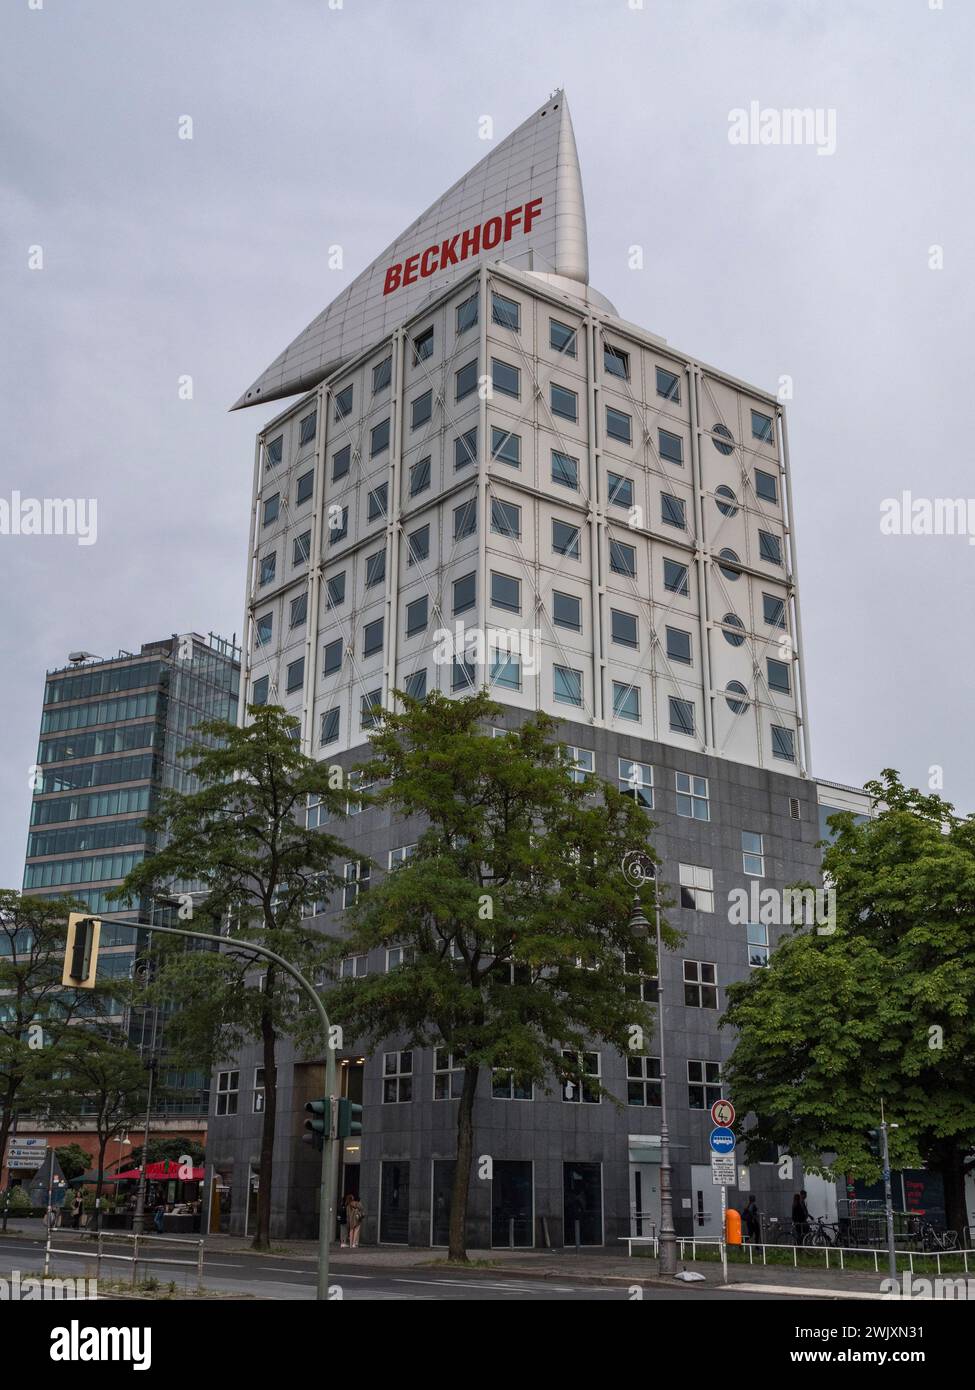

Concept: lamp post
[[623, 851, 678, 1277]]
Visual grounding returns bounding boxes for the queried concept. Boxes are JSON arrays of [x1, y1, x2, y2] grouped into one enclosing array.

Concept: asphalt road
[[0, 1232, 796, 1300]]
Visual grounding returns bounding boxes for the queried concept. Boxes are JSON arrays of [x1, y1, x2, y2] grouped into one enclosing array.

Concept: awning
[[110, 1162, 205, 1182]]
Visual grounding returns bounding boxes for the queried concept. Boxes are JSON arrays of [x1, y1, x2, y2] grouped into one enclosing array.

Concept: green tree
[[722, 771, 975, 1231], [112, 705, 354, 1250], [54, 1029, 153, 1201], [0, 891, 114, 1182], [320, 690, 672, 1262], [54, 1142, 90, 1183]]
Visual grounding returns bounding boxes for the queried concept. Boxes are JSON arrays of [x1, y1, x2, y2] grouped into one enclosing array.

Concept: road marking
[[727, 1282, 887, 1300]]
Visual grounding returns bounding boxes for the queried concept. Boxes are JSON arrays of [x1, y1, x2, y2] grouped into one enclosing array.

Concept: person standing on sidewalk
[[743, 1195, 760, 1244], [347, 1196, 364, 1249]]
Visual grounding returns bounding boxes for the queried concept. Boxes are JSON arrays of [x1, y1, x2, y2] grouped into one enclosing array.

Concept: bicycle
[[803, 1217, 838, 1248], [919, 1222, 958, 1253]]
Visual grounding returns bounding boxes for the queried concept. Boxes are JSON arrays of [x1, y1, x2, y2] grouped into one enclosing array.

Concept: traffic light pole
[[880, 1121, 897, 1284], [96, 916, 339, 1301]]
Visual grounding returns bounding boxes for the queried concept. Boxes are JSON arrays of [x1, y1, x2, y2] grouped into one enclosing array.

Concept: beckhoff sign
[[383, 197, 543, 295]]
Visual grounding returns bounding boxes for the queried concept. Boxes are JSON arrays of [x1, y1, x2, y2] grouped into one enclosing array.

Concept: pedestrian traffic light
[[303, 1099, 330, 1151], [867, 1127, 881, 1158], [337, 1098, 362, 1139], [62, 914, 101, 988]]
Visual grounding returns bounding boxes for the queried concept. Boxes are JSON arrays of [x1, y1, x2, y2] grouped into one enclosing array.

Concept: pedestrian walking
[[71, 1194, 84, 1230], [791, 1190, 810, 1244], [742, 1194, 760, 1244], [347, 1196, 364, 1249]]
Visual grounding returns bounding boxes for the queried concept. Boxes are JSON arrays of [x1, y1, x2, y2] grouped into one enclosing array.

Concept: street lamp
[[623, 851, 678, 1278]]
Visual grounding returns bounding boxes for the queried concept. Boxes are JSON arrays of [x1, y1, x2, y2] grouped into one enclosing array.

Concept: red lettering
[[481, 216, 502, 251], [420, 245, 439, 277], [383, 263, 403, 295], [523, 196, 543, 233], [459, 223, 482, 260], [503, 205, 523, 242], [402, 253, 420, 286], [439, 234, 459, 268]]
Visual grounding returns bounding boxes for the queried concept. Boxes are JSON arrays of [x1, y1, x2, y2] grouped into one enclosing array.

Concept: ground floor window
[[379, 1160, 410, 1244], [491, 1160, 533, 1248], [563, 1162, 603, 1246], [431, 1159, 455, 1247]]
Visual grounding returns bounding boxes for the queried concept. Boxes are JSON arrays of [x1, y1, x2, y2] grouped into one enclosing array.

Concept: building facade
[[4, 632, 241, 1185], [212, 94, 843, 1245]]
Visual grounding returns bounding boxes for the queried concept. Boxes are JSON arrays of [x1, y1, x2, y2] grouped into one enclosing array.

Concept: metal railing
[[625, 1235, 975, 1278], [44, 1227, 205, 1292]]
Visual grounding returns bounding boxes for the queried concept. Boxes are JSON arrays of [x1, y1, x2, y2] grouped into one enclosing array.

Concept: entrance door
[[491, 1161, 533, 1247], [691, 1164, 723, 1235], [379, 1161, 410, 1244], [629, 1163, 660, 1237]]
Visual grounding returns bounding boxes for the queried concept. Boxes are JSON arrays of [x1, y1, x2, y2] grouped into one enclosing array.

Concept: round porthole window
[[712, 423, 735, 455], [721, 613, 746, 646], [718, 548, 741, 580], [725, 680, 749, 714], [715, 484, 738, 517]]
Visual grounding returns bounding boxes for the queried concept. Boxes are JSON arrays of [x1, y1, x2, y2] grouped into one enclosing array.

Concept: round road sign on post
[[709, 1126, 736, 1155], [711, 1099, 735, 1128]]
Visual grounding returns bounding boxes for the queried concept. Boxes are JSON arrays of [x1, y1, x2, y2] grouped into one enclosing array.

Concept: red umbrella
[[110, 1161, 205, 1181]]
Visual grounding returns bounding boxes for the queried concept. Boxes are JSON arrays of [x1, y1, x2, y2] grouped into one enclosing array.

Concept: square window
[[373, 355, 392, 392], [328, 506, 348, 543], [552, 519, 581, 559], [320, 706, 340, 745], [551, 383, 578, 421], [326, 572, 345, 608], [453, 572, 476, 615], [606, 406, 632, 443], [491, 426, 521, 467], [333, 386, 352, 421], [451, 657, 476, 691], [262, 494, 279, 526], [360, 691, 382, 729], [259, 553, 276, 587], [492, 358, 520, 398], [411, 391, 432, 429], [332, 445, 351, 481], [370, 418, 390, 457], [669, 697, 695, 737], [363, 618, 384, 657], [323, 638, 343, 676], [747, 920, 770, 967], [290, 592, 307, 628], [404, 668, 427, 700], [492, 292, 520, 330], [658, 429, 684, 465], [252, 675, 268, 706], [618, 758, 653, 808], [553, 591, 581, 631], [365, 548, 386, 587], [490, 571, 520, 613], [455, 427, 478, 470], [751, 409, 774, 444], [759, 531, 782, 565], [767, 658, 791, 694], [256, 613, 272, 646], [299, 411, 317, 444], [296, 469, 314, 505], [611, 609, 638, 648], [661, 493, 686, 529], [407, 524, 429, 565], [663, 558, 689, 595], [286, 657, 304, 693], [490, 648, 521, 690], [604, 344, 629, 380], [453, 499, 477, 540], [612, 681, 640, 721], [683, 959, 718, 1008], [755, 468, 778, 503], [763, 593, 786, 628], [610, 539, 636, 577], [608, 472, 633, 508], [409, 455, 431, 495], [265, 435, 283, 469], [491, 498, 521, 538], [412, 327, 433, 364], [456, 293, 478, 333], [455, 359, 479, 400], [554, 665, 583, 707], [367, 483, 388, 522], [655, 366, 681, 402], [406, 596, 428, 637], [679, 864, 714, 913], [771, 725, 795, 761], [675, 771, 709, 820], [293, 531, 310, 566], [564, 746, 595, 782], [666, 626, 692, 664], [550, 318, 577, 355], [551, 450, 579, 489], [742, 831, 765, 877]]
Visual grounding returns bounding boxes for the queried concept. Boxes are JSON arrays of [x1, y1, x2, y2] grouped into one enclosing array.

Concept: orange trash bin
[[725, 1206, 742, 1245]]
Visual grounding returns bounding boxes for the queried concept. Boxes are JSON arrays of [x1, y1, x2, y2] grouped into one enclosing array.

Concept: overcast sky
[[2, 0, 973, 888]]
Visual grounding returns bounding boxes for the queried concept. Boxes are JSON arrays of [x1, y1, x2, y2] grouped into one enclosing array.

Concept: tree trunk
[[95, 1131, 108, 1205], [447, 1065, 478, 1262], [252, 969, 277, 1251]]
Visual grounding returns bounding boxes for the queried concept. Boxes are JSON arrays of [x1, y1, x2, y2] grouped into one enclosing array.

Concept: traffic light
[[337, 1098, 362, 1139], [62, 913, 101, 988], [867, 1127, 882, 1158], [303, 1099, 330, 1151]]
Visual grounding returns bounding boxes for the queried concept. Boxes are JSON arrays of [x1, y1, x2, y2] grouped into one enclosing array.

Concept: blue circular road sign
[[709, 1126, 736, 1154]]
